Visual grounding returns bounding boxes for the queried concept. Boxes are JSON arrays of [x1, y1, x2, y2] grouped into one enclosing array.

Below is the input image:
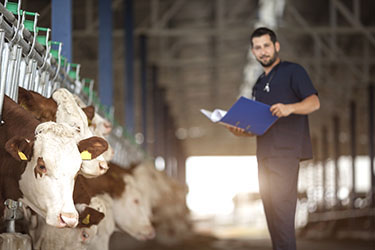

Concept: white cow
[[52, 88, 109, 177]]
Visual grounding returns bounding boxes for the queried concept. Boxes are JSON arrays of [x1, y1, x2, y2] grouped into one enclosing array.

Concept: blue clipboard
[[201, 96, 278, 135]]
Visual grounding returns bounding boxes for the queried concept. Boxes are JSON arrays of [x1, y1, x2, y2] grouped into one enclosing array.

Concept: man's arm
[[270, 94, 320, 117]]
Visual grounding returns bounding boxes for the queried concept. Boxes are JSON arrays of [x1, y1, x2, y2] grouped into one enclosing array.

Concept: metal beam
[[52, 0, 72, 61], [98, 0, 113, 108], [155, 0, 186, 28], [332, 0, 375, 48]]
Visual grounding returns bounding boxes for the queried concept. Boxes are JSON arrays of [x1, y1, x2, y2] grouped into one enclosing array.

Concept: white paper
[[200, 109, 227, 123]]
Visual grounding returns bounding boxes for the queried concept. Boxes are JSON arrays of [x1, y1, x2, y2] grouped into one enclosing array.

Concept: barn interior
[[0, 0, 374, 250]]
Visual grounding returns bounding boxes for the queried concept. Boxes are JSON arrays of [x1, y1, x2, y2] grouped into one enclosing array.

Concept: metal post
[[333, 115, 340, 209], [350, 101, 357, 208], [369, 84, 375, 209], [321, 126, 328, 210], [124, 0, 134, 135], [140, 35, 148, 151], [151, 65, 158, 157], [0, 30, 6, 123], [41, 71, 50, 97], [7, 45, 22, 101], [5, 45, 16, 97], [27, 59, 38, 90], [98, 0, 113, 108]]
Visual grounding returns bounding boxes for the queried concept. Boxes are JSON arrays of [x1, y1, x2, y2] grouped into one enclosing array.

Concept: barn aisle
[[109, 232, 375, 250]]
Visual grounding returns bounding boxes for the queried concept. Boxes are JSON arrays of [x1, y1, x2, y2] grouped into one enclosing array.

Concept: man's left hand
[[270, 103, 293, 117]]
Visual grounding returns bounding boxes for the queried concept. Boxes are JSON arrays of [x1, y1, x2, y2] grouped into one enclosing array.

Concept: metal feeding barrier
[[0, 0, 144, 166]]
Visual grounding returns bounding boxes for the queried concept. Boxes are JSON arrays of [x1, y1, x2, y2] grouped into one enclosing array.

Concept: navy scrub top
[[252, 61, 318, 161]]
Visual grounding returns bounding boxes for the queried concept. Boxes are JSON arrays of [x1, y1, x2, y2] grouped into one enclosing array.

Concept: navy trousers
[[257, 157, 300, 250]]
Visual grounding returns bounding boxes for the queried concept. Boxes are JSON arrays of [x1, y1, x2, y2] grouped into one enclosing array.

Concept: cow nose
[[60, 212, 78, 228], [99, 161, 108, 172], [145, 226, 156, 239]]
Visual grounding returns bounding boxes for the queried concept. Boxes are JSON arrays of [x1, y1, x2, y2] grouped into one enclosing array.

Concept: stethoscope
[[252, 62, 280, 100]]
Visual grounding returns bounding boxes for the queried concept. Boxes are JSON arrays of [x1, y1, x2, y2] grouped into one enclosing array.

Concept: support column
[[321, 126, 328, 210], [369, 84, 375, 209], [98, 0, 113, 108], [333, 115, 340, 209], [350, 101, 357, 208], [151, 65, 159, 158], [51, 0, 72, 61], [140, 35, 148, 151], [123, 0, 135, 134]]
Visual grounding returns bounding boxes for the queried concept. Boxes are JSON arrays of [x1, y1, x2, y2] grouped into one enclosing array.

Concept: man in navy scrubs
[[228, 27, 320, 250]]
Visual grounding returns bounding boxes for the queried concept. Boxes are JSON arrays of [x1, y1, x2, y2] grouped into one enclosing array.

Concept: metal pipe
[[0, 29, 6, 123], [321, 126, 328, 210], [12, 45, 22, 101], [140, 35, 147, 151], [333, 115, 340, 209], [350, 101, 357, 208], [369, 84, 375, 209], [5, 45, 17, 97]]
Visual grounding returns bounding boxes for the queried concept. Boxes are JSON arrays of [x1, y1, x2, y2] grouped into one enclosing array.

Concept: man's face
[[251, 34, 280, 67]]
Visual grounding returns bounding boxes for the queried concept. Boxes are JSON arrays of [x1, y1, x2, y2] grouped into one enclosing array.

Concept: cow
[[74, 162, 155, 250], [0, 95, 108, 228], [17, 87, 110, 178], [130, 161, 192, 245]]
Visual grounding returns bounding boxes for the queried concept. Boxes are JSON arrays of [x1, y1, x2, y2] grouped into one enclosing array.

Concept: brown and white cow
[[18, 87, 110, 178], [131, 161, 192, 245], [74, 162, 155, 250], [0, 95, 108, 228]]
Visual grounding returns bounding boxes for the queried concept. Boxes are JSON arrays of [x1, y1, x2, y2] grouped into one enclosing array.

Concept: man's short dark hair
[[250, 27, 277, 47]]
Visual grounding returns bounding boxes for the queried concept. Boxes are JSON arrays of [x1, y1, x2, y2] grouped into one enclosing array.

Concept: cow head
[[112, 174, 155, 241], [18, 87, 57, 122], [5, 122, 108, 228], [53, 88, 110, 178]]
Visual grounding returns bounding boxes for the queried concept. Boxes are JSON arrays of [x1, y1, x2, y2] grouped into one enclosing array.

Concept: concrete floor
[[109, 232, 375, 250]]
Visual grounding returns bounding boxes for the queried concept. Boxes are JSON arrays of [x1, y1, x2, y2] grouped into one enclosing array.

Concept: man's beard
[[258, 51, 278, 67]]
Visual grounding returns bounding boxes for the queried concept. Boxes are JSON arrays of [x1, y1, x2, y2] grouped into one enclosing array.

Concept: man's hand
[[270, 94, 320, 117], [225, 125, 254, 137], [270, 103, 293, 117]]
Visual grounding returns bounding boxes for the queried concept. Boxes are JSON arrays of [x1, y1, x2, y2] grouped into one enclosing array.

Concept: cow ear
[[77, 207, 105, 228], [18, 87, 36, 110], [5, 136, 33, 162], [81, 106, 95, 124], [77, 136, 108, 160]]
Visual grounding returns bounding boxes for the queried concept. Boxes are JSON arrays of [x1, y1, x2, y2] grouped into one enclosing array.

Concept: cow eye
[[36, 157, 47, 174], [81, 230, 89, 241], [82, 231, 89, 239]]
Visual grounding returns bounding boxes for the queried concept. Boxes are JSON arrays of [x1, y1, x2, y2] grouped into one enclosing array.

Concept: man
[[228, 27, 320, 250]]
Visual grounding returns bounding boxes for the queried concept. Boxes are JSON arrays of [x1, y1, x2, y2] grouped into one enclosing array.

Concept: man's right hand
[[225, 125, 254, 137]]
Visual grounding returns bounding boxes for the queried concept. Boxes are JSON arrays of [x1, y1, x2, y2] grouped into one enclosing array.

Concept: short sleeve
[[291, 64, 318, 100]]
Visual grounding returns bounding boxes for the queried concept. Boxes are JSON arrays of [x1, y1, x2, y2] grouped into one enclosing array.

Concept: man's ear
[[81, 106, 96, 123], [5, 136, 34, 162], [275, 41, 280, 53], [77, 136, 108, 160], [77, 206, 105, 228]]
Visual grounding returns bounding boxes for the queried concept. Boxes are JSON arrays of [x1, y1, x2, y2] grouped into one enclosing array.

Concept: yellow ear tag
[[18, 151, 28, 161], [81, 150, 92, 160], [82, 213, 90, 225]]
